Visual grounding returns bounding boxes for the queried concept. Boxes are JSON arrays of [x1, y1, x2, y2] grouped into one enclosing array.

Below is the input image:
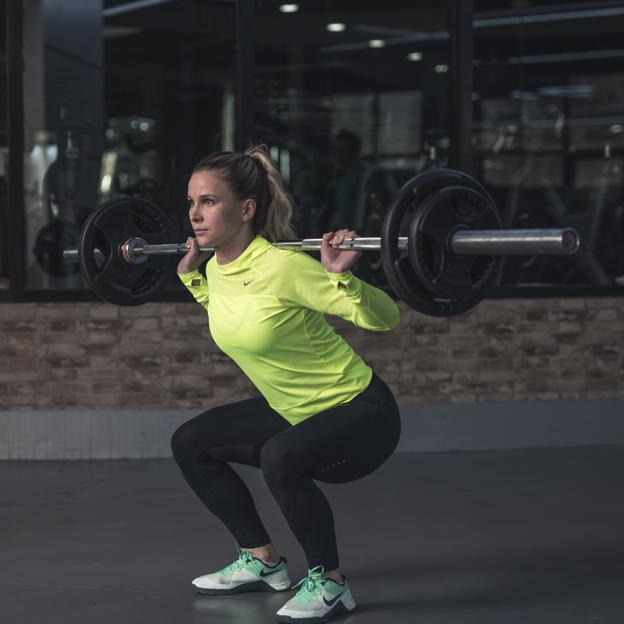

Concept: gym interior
[[1, 1, 624, 623]]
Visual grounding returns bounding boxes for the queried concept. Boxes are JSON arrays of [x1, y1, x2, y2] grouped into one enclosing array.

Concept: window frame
[[2, 0, 25, 302]]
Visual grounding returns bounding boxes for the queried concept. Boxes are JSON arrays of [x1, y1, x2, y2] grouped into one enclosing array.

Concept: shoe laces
[[291, 566, 327, 602], [221, 546, 255, 574]]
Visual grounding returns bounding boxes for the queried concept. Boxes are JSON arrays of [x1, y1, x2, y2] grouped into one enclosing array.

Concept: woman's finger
[[331, 229, 345, 246], [333, 229, 358, 247]]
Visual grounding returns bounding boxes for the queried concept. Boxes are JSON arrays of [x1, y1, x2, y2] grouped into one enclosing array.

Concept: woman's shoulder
[[262, 242, 319, 269], [253, 244, 324, 292]]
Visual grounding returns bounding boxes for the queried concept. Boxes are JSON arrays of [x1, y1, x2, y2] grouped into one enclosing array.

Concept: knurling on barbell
[[64, 169, 580, 316]]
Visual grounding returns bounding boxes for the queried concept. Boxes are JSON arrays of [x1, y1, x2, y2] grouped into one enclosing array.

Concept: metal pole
[[139, 237, 409, 255], [63, 228, 580, 264], [449, 228, 580, 255], [235, 0, 254, 151], [7, 0, 25, 295], [449, 0, 474, 174]]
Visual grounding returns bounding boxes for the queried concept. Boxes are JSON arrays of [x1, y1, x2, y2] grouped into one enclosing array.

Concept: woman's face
[[187, 170, 253, 247]]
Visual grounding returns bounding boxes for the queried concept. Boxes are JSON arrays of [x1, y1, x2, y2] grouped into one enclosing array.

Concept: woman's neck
[[215, 230, 256, 265]]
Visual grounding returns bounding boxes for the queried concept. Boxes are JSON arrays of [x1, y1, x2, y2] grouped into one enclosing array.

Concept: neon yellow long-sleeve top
[[178, 234, 400, 425]]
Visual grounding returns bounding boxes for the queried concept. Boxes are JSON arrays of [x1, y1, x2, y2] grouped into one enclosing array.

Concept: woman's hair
[[191, 145, 297, 241]]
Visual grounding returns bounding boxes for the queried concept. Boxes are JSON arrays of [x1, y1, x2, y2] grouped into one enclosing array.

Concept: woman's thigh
[[263, 373, 401, 483], [171, 396, 290, 467]]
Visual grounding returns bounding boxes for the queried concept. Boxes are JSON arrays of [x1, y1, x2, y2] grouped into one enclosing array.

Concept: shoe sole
[[275, 600, 355, 623], [193, 579, 292, 596]]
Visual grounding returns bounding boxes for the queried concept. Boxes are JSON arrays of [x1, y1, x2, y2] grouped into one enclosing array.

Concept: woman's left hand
[[321, 229, 362, 274]]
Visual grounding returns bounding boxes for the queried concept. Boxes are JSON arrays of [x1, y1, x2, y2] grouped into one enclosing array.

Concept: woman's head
[[187, 146, 297, 248]]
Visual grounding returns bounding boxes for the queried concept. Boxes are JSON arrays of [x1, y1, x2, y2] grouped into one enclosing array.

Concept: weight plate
[[409, 185, 501, 300], [78, 196, 176, 305], [380, 168, 501, 317]]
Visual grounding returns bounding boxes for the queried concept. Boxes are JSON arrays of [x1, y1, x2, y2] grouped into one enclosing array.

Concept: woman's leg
[[171, 396, 290, 549], [260, 373, 401, 573]]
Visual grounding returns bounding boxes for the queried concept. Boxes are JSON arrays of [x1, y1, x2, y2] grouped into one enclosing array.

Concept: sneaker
[[192, 546, 291, 595], [275, 566, 356, 623]]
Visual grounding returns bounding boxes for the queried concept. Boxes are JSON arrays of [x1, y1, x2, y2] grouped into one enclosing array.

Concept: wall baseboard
[[396, 400, 624, 452], [1, 400, 623, 460]]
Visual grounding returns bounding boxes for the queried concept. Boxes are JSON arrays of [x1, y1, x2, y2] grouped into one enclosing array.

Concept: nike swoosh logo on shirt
[[243, 280, 253, 286], [259, 567, 283, 577], [323, 592, 344, 606]]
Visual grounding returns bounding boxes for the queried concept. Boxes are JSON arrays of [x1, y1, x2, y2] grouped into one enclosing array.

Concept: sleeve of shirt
[[178, 269, 209, 309], [270, 250, 400, 331]]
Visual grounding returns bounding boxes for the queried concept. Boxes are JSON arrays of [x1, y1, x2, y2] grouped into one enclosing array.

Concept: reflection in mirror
[[254, 1, 451, 290], [22, 0, 236, 291], [474, 1, 624, 288]]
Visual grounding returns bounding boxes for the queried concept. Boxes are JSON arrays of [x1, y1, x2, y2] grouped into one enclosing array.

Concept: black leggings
[[171, 372, 401, 571]]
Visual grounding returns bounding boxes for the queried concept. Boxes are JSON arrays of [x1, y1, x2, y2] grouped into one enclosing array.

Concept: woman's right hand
[[177, 237, 211, 274]]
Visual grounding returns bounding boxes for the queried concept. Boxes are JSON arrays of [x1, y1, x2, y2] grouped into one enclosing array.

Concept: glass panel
[[474, 1, 624, 288], [22, 0, 236, 291], [254, 0, 451, 288], [1, 0, 10, 289]]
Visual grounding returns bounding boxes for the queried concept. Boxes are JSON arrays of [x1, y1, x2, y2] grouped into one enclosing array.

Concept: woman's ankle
[[242, 543, 280, 565], [324, 568, 344, 583]]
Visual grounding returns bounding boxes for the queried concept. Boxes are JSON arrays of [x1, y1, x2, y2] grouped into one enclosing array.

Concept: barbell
[[62, 168, 580, 317]]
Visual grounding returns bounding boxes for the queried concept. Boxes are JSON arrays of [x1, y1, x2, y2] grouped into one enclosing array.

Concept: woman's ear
[[241, 198, 256, 222]]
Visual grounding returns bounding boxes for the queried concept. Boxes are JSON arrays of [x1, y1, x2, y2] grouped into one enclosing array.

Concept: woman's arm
[[178, 268, 210, 309], [269, 249, 400, 331], [177, 236, 211, 309]]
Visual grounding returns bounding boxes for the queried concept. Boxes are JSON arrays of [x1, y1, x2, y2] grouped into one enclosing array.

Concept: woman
[[172, 146, 401, 624]]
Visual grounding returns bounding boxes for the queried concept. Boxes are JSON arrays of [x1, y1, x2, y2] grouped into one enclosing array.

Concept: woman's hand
[[177, 236, 211, 274], [321, 229, 362, 274]]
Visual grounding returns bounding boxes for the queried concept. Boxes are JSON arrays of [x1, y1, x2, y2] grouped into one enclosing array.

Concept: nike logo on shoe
[[322, 591, 344, 606], [259, 566, 283, 577]]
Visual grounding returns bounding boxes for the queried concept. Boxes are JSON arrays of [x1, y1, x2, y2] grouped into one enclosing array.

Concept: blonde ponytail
[[245, 145, 297, 242]]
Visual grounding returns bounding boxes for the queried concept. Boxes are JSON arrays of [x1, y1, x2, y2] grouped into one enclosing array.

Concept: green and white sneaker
[[275, 566, 356, 623], [192, 546, 291, 595]]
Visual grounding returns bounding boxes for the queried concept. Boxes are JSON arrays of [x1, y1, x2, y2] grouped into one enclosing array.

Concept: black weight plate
[[34, 220, 81, 277], [381, 168, 495, 317], [79, 196, 176, 305], [409, 185, 501, 300]]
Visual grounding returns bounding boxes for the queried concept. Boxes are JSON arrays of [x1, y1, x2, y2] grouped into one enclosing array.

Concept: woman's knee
[[171, 411, 213, 461], [171, 420, 196, 461], [260, 438, 298, 484]]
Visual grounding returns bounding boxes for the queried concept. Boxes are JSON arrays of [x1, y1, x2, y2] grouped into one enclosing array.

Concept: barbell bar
[[62, 228, 579, 266], [61, 168, 582, 315]]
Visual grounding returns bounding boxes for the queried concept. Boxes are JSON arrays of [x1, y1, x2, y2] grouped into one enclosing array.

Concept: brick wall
[[1, 297, 623, 410]]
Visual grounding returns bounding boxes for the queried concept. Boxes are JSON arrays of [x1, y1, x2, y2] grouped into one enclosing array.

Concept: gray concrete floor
[[2, 446, 624, 624]]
